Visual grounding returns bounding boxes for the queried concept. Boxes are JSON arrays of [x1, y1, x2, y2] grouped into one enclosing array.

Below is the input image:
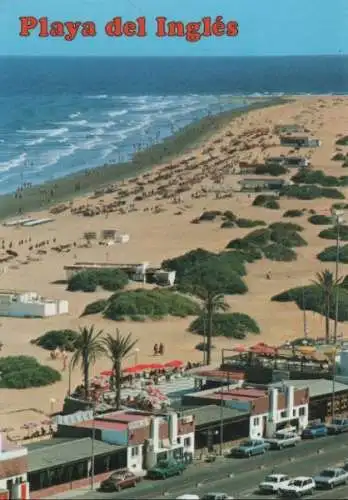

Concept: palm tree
[[103, 329, 138, 410], [312, 270, 343, 344], [199, 292, 229, 366], [71, 325, 106, 401]]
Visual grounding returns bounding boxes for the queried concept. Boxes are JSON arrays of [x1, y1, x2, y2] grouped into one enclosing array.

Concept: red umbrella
[[123, 364, 149, 374], [100, 370, 114, 377], [164, 360, 184, 368], [233, 345, 247, 353], [148, 363, 164, 370]]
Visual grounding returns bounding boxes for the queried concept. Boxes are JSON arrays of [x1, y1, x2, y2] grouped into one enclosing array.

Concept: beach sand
[[0, 95, 347, 430]]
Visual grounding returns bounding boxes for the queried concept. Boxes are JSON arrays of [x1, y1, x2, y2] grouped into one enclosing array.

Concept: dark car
[[301, 423, 327, 439], [99, 469, 141, 492]]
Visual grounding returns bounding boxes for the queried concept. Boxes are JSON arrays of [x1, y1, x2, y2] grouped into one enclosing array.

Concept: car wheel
[[330, 483, 334, 489], [247, 452, 251, 458], [132, 481, 136, 487], [116, 485, 121, 492], [308, 488, 313, 495]]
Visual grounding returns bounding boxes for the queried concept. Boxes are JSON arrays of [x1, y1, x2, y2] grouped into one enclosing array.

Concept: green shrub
[[195, 342, 216, 352], [332, 203, 348, 210], [221, 220, 236, 228], [0, 356, 61, 389], [317, 244, 348, 263], [270, 230, 307, 247], [336, 136, 348, 146], [189, 313, 260, 338], [332, 153, 346, 161], [263, 244, 297, 261], [291, 169, 341, 187], [214, 251, 248, 274], [81, 299, 108, 316], [269, 222, 304, 232], [283, 209, 304, 218], [199, 210, 222, 221], [265, 199, 280, 209], [104, 289, 200, 321], [254, 164, 288, 176], [223, 243, 263, 262], [244, 228, 271, 247], [281, 184, 344, 200], [319, 225, 348, 241], [235, 218, 266, 228], [252, 195, 279, 208], [67, 268, 128, 292], [308, 214, 332, 225], [31, 329, 79, 351], [223, 211, 237, 221], [271, 285, 348, 322]]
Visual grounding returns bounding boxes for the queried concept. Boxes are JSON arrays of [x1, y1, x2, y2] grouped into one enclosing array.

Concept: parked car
[[301, 422, 327, 439], [201, 494, 234, 500], [99, 469, 141, 492], [265, 431, 300, 450], [314, 467, 348, 489], [326, 418, 348, 435], [231, 439, 270, 458], [147, 459, 186, 479], [176, 496, 200, 500], [258, 473, 290, 493], [278, 477, 316, 497]]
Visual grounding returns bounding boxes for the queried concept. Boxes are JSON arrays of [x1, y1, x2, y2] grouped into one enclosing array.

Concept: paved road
[[77, 434, 348, 499]]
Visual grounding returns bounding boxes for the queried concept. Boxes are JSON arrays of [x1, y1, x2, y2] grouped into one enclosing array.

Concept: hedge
[[243, 228, 271, 247], [31, 329, 79, 351], [280, 184, 345, 200], [283, 209, 304, 218], [81, 299, 108, 316], [317, 244, 348, 263], [103, 289, 201, 321], [318, 225, 348, 241], [67, 268, 128, 292], [235, 218, 266, 228], [0, 356, 61, 389], [254, 164, 288, 176], [263, 244, 297, 261], [224, 242, 263, 262], [271, 285, 348, 322], [252, 195, 280, 209], [269, 222, 304, 232], [270, 230, 307, 247], [189, 312, 260, 338], [291, 169, 342, 187], [308, 214, 332, 225]]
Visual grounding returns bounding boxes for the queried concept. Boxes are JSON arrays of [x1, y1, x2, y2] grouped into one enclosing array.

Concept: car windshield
[[111, 473, 124, 480], [241, 441, 253, 447], [264, 476, 278, 483], [275, 433, 287, 439], [290, 480, 302, 487], [320, 470, 335, 477]]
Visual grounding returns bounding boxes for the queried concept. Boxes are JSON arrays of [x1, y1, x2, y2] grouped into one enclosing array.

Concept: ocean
[[0, 55, 346, 194]]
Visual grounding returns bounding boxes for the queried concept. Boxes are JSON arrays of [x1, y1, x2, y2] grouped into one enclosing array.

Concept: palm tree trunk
[[325, 295, 330, 344], [206, 298, 213, 366], [115, 361, 122, 410], [83, 355, 89, 401]]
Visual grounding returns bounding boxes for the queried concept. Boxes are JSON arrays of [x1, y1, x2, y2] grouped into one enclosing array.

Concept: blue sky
[[2, 0, 347, 56]]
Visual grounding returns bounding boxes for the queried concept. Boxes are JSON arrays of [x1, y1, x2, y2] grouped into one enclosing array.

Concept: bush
[[31, 329, 79, 351], [336, 136, 348, 146], [269, 222, 304, 232], [224, 241, 263, 262], [280, 184, 344, 200], [67, 268, 128, 292], [332, 153, 346, 161], [189, 313, 260, 338], [270, 230, 307, 247], [103, 289, 200, 321], [271, 285, 348, 322], [332, 203, 348, 210], [81, 299, 108, 316], [235, 218, 266, 228], [221, 220, 236, 229], [244, 228, 271, 247], [263, 244, 297, 261], [253, 195, 279, 208], [317, 244, 348, 263], [0, 356, 61, 389], [291, 169, 341, 187], [223, 210, 237, 221], [308, 214, 332, 225], [283, 209, 304, 218], [198, 210, 222, 222], [319, 225, 348, 241], [254, 164, 288, 176], [195, 342, 216, 352], [264, 199, 280, 210]]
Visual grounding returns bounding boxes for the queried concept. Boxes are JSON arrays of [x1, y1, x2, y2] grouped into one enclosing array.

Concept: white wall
[[0, 473, 27, 490], [0, 298, 68, 317], [250, 414, 267, 439], [177, 432, 195, 456], [127, 444, 143, 471]]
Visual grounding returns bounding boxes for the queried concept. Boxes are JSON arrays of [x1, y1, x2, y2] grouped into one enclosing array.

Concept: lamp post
[[90, 404, 96, 490], [332, 210, 344, 344], [68, 359, 73, 396], [134, 348, 140, 365]]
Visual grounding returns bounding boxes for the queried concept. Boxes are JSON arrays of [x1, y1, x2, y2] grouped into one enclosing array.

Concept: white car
[[278, 477, 315, 497], [259, 474, 290, 493], [265, 431, 301, 450], [201, 494, 234, 500], [176, 496, 200, 500], [314, 467, 348, 489]]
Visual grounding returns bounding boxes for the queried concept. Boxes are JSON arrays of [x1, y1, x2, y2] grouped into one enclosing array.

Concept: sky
[[1, 0, 347, 57]]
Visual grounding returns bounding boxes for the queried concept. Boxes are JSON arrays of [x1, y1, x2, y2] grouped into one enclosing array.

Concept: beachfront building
[[279, 135, 321, 148], [265, 156, 286, 166], [55, 409, 195, 471], [100, 230, 130, 244], [181, 382, 309, 439], [284, 156, 311, 168], [239, 178, 287, 191], [0, 433, 30, 500], [64, 262, 176, 287], [0, 291, 68, 318]]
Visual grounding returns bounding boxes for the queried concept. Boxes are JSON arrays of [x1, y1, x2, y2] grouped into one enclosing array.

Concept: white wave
[[115, 117, 153, 141], [19, 127, 69, 138], [58, 137, 69, 144], [93, 128, 105, 136], [107, 109, 128, 118], [0, 152, 27, 172], [69, 112, 81, 118], [101, 145, 118, 159], [132, 100, 175, 112], [56, 120, 88, 126], [86, 121, 115, 129], [86, 94, 108, 100], [24, 137, 45, 146], [36, 144, 79, 170], [77, 137, 102, 150]]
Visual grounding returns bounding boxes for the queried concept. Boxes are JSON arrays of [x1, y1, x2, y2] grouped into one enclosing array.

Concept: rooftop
[[270, 379, 348, 399], [75, 419, 129, 432], [99, 410, 151, 423], [27, 437, 125, 473], [205, 388, 266, 402], [180, 405, 249, 426], [194, 369, 245, 381]]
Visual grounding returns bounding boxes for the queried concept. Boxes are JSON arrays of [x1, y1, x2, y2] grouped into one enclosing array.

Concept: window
[[184, 437, 191, 447], [253, 417, 260, 426], [177, 437, 181, 444], [280, 410, 288, 418], [299, 406, 306, 416], [131, 446, 139, 457], [292, 409, 297, 417]]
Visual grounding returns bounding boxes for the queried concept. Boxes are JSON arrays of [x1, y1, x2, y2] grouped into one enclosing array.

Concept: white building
[[0, 433, 30, 499], [0, 291, 68, 318]]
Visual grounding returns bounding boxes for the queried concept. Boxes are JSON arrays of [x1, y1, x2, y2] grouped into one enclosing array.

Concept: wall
[[0, 474, 27, 491], [57, 300, 69, 315], [127, 444, 143, 471], [249, 414, 267, 439], [101, 429, 128, 446]]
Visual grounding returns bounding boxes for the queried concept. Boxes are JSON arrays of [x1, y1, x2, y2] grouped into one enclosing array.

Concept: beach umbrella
[[123, 364, 149, 374], [233, 345, 248, 353], [164, 360, 184, 368], [100, 370, 113, 377], [148, 363, 165, 370]]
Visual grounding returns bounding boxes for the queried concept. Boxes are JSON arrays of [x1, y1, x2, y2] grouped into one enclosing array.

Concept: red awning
[[164, 360, 184, 368], [100, 370, 113, 377], [233, 345, 248, 353], [123, 364, 150, 374], [147, 363, 165, 370]]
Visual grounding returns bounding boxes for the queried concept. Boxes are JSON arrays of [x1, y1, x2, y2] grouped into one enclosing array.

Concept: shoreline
[[0, 96, 288, 220]]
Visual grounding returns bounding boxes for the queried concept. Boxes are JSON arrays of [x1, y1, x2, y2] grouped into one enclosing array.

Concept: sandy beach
[[0, 95, 347, 431]]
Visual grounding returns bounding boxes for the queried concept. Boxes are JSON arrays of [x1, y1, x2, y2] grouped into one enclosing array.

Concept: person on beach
[[159, 343, 164, 355], [153, 344, 159, 356]]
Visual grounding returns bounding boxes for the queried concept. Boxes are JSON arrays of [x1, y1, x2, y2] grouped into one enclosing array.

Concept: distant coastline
[[0, 96, 287, 220]]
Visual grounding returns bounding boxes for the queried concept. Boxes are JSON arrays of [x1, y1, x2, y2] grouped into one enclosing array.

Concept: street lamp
[[90, 404, 96, 490], [332, 210, 344, 344], [134, 348, 140, 365], [68, 358, 73, 396]]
